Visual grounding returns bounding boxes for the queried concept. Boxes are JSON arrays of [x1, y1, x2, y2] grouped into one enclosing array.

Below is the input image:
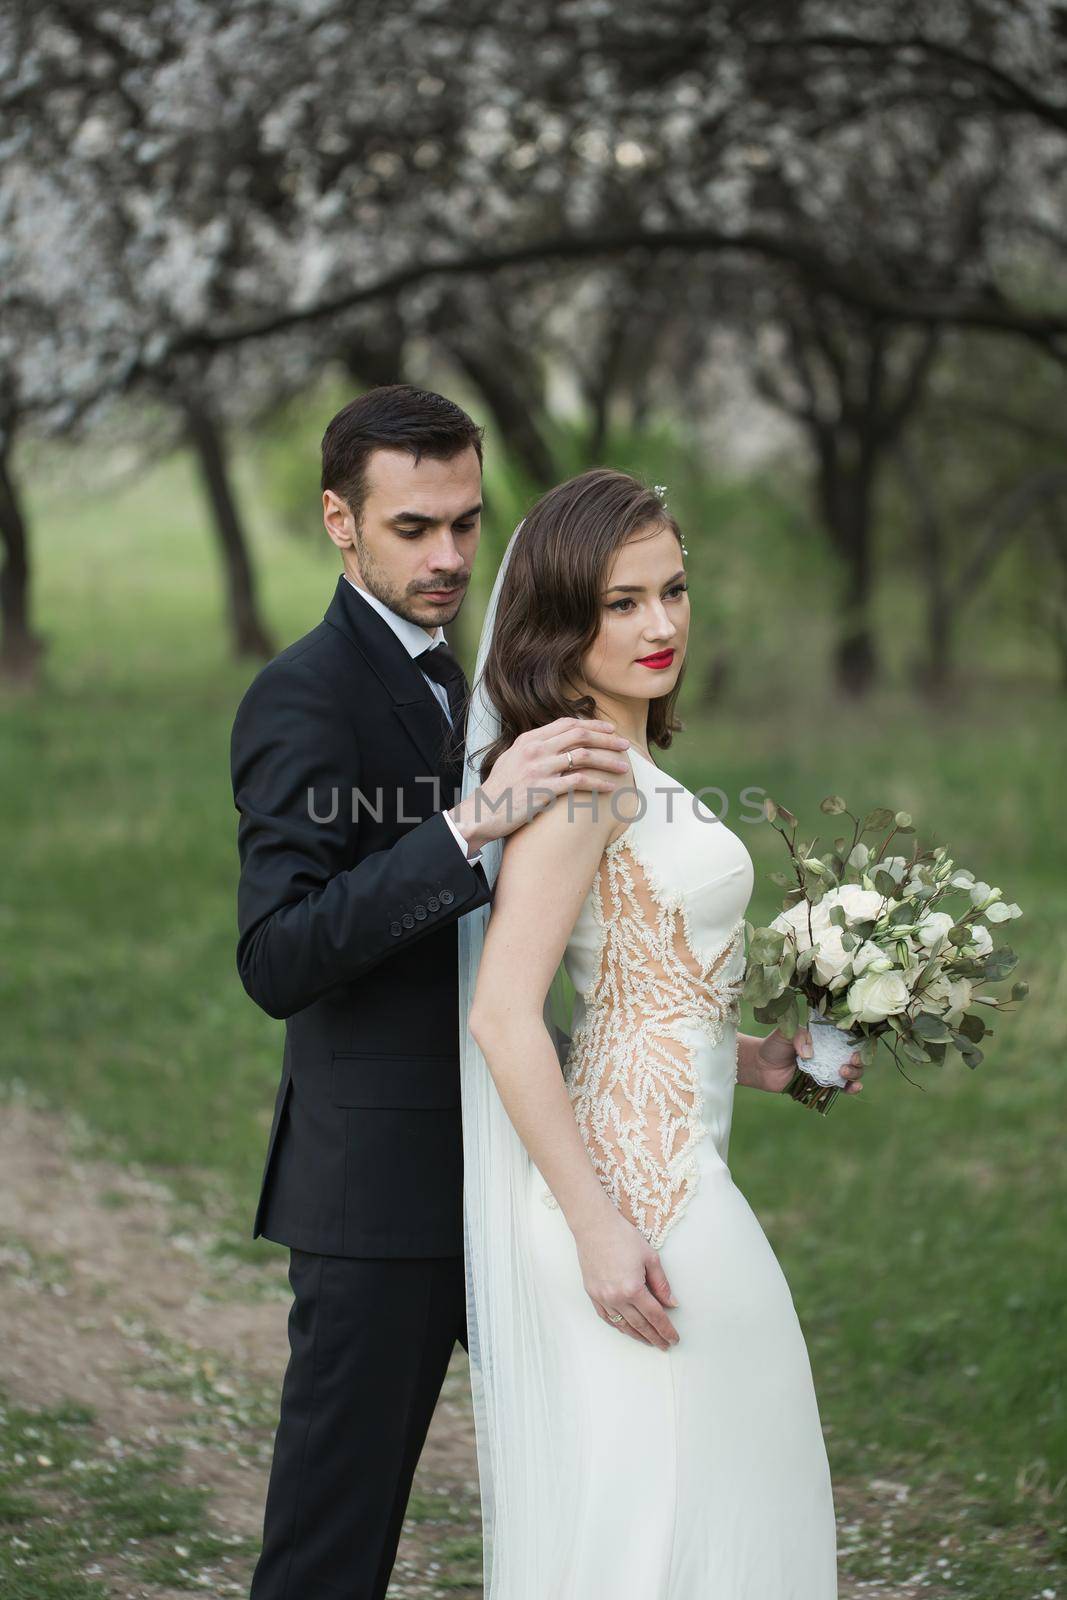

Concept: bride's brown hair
[[473, 468, 687, 782]]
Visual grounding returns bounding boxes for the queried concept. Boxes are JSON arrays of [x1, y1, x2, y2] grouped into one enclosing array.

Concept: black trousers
[[249, 1249, 468, 1600]]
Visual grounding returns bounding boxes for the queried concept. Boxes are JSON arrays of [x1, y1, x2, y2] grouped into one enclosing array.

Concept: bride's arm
[[467, 786, 620, 1237], [467, 784, 680, 1351]]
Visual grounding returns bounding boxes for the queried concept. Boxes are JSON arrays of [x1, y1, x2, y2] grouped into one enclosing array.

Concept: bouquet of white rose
[[743, 795, 1028, 1114]]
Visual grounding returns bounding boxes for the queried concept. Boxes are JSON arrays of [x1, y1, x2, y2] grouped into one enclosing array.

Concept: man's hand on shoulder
[[448, 716, 631, 856]]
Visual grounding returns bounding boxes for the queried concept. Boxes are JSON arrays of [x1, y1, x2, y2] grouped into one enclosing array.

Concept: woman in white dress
[[458, 469, 864, 1599]]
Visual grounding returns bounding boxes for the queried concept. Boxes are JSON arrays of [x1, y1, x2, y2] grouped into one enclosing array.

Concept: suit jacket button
[[414, 903, 428, 920], [401, 912, 416, 929], [439, 889, 455, 906], [426, 895, 441, 913], [389, 920, 403, 936]]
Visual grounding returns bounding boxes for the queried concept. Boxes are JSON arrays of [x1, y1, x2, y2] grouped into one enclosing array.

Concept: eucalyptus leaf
[[983, 949, 1019, 981], [764, 988, 795, 1020], [863, 808, 895, 830], [912, 1014, 954, 1043], [749, 927, 786, 963]]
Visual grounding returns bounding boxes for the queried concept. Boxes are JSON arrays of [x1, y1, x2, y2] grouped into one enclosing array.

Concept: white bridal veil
[[457, 520, 581, 1598]]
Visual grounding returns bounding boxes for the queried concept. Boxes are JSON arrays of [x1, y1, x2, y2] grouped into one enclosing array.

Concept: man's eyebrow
[[604, 568, 687, 594], [389, 503, 483, 526]]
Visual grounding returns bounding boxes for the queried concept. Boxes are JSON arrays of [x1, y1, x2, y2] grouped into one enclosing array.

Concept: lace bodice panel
[[559, 746, 755, 1248]]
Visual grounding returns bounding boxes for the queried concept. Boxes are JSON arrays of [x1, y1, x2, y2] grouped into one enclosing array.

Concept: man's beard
[[354, 530, 465, 623]]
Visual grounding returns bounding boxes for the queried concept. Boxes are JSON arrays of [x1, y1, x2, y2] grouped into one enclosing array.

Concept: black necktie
[[418, 639, 470, 732]]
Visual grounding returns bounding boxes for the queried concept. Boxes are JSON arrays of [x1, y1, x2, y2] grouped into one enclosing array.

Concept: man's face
[[323, 445, 482, 633]]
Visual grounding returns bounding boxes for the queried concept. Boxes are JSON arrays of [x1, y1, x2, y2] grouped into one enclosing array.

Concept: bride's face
[[580, 522, 689, 703]]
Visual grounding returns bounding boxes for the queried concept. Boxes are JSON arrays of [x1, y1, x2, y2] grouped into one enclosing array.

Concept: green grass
[[1, 436, 1064, 1595], [0, 1386, 256, 1597], [718, 725, 1067, 1597]]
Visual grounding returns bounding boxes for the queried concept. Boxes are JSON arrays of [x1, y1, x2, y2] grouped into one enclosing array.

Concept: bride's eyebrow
[[604, 568, 687, 594]]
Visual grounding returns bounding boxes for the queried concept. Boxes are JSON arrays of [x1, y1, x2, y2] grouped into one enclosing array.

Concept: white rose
[[822, 884, 887, 924], [846, 970, 911, 1023], [968, 925, 993, 956], [921, 974, 973, 1025], [916, 911, 955, 949], [811, 925, 851, 987], [770, 897, 831, 953], [985, 901, 1021, 923], [880, 856, 908, 884], [851, 939, 892, 976], [921, 973, 954, 1011], [943, 977, 973, 1026]]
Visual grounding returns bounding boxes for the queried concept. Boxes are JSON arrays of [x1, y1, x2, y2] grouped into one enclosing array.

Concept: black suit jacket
[[230, 574, 491, 1257]]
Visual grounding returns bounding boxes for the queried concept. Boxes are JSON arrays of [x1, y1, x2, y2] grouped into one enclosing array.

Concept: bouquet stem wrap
[[786, 1014, 859, 1114]]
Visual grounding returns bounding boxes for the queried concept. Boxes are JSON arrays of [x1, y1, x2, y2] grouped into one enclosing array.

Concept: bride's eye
[[608, 583, 688, 614]]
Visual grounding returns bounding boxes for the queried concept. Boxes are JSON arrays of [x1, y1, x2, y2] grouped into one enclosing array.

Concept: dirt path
[[0, 1097, 937, 1599], [0, 1097, 479, 1597]]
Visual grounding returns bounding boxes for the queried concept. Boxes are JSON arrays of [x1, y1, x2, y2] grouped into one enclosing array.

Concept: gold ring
[[565, 749, 574, 769], [607, 1310, 623, 1323]]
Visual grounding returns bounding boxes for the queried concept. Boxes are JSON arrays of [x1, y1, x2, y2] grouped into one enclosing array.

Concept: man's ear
[[323, 489, 354, 550]]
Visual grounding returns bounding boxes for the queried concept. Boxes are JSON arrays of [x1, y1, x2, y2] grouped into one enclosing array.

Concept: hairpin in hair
[[653, 482, 687, 555]]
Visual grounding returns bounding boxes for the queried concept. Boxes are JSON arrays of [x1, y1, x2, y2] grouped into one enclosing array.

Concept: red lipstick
[[635, 649, 676, 671]]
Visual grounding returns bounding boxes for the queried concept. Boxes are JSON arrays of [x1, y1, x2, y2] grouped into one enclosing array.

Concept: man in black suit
[[230, 385, 630, 1599]]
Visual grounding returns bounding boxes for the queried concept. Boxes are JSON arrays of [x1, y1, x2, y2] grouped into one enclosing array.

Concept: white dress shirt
[[343, 575, 482, 866]]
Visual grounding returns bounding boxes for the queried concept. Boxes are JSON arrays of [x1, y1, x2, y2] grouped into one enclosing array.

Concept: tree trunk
[[342, 323, 407, 390], [445, 341, 557, 488], [1039, 505, 1067, 692], [895, 440, 955, 697], [0, 437, 45, 686], [183, 397, 276, 659], [815, 438, 879, 695]]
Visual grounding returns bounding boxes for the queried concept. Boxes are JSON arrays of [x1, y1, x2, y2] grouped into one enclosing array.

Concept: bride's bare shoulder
[[499, 763, 637, 879]]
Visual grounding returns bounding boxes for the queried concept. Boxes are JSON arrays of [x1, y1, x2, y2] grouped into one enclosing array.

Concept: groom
[[230, 384, 632, 1599]]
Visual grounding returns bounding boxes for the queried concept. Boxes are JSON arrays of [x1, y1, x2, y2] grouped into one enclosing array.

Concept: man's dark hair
[[321, 384, 484, 519]]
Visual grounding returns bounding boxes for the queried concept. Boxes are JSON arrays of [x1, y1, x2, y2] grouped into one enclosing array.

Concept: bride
[[457, 468, 862, 1599]]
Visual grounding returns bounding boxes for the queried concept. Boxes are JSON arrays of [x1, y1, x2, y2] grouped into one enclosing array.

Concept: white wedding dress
[[519, 742, 839, 1597]]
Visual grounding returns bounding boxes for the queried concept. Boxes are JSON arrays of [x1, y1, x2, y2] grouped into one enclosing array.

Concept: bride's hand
[[755, 1027, 865, 1094], [573, 1207, 680, 1351]]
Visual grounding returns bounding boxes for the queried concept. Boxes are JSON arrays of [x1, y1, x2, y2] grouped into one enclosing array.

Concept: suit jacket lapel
[[323, 574, 458, 783]]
